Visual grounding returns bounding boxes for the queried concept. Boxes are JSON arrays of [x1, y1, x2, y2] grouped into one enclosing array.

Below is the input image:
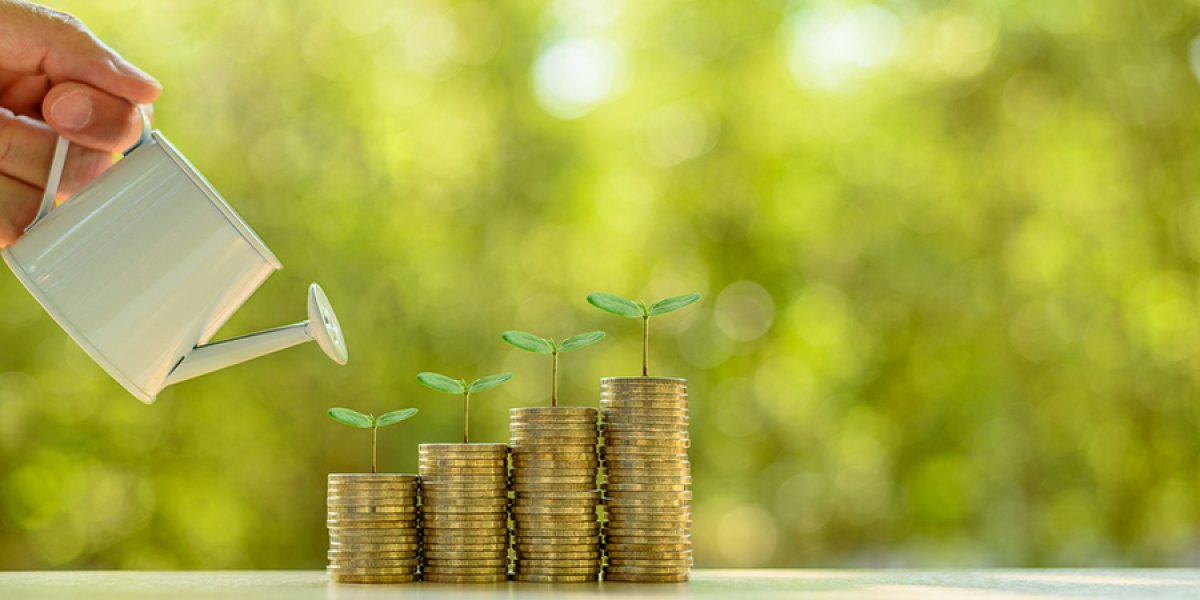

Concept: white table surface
[[0, 569, 1197, 599]]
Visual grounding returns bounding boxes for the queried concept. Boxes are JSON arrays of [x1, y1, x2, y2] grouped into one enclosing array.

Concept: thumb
[[0, 2, 161, 105]]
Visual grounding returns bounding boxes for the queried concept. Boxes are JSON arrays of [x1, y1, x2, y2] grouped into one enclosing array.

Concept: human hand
[[0, 0, 160, 246]]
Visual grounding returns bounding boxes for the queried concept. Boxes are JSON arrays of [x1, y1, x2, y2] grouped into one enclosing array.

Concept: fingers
[[43, 81, 144, 152], [0, 172, 41, 247], [0, 106, 115, 196], [0, 74, 49, 117], [0, 2, 160, 105]]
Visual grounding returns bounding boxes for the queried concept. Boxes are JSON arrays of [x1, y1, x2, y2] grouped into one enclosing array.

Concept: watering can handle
[[26, 105, 154, 233]]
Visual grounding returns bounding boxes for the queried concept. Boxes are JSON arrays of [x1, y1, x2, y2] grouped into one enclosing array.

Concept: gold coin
[[419, 482, 508, 491], [328, 537, 422, 547], [599, 395, 688, 404], [511, 451, 596, 459], [510, 420, 597, 429], [512, 499, 597, 509], [602, 483, 689, 493], [422, 573, 509, 584], [510, 483, 595, 493], [327, 549, 419, 559], [515, 560, 601, 569], [604, 530, 691, 542], [328, 504, 420, 513], [603, 572, 688, 583], [511, 504, 595, 514], [424, 558, 510, 567], [511, 492, 600, 501], [513, 527, 600, 537], [513, 543, 600, 553], [603, 458, 690, 468], [329, 573, 419, 584], [516, 551, 601, 560], [422, 566, 509, 576], [603, 549, 692, 559], [509, 438, 597, 446], [325, 520, 419, 529], [603, 499, 690, 509], [326, 566, 420, 575], [419, 458, 507, 467], [513, 516, 598, 527], [604, 564, 690, 574], [601, 410, 687, 419], [604, 437, 689, 447], [517, 567, 600, 577], [512, 475, 596, 484], [325, 512, 419, 521], [326, 487, 419, 497], [511, 467, 599, 476], [514, 535, 600, 545], [420, 495, 509, 505], [603, 488, 691, 498], [422, 538, 508, 547], [423, 543, 508, 552], [423, 549, 509, 560], [514, 536, 600, 547], [418, 464, 505, 473], [328, 557, 422, 568], [326, 497, 419, 507], [600, 376, 687, 386], [603, 474, 691, 484], [600, 446, 689, 456], [420, 442, 509, 452], [421, 524, 508, 533], [604, 504, 691, 513], [510, 430, 596, 439], [422, 510, 507, 519], [609, 558, 693, 568], [605, 536, 691, 546], [511, 406, 597, 415], [513, 573, 598, 583], [605, 521, 690, 532], [601, 425, 688, 435], [328, 473, 419, 482], [605, 540, 690, 550]]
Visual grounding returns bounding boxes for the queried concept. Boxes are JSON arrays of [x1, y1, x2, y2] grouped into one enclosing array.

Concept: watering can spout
[[164, 283, 349, 386]]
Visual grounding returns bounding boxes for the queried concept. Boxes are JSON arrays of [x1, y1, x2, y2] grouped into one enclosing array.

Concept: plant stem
[[463, 391, 470, 443], [642, 316, 649, 377], [551, 351, 559, 407], [372, 425, 378, 474]]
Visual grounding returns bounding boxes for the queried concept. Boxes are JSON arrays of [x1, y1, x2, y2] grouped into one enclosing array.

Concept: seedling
[[501, 330, 606, 407], [417, 371, 513, 443], [327, 407, 419, 474], [587, 292, 701, 376]]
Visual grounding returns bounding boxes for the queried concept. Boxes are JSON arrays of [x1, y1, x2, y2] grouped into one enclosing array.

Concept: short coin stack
[[326, 473, 421, 583], [509, 407, 602, 583], [600, 377, 692, 583], [418, 443, 510, 583]]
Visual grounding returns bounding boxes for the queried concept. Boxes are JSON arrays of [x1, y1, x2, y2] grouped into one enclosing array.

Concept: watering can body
[[1, 131, 348, 403]]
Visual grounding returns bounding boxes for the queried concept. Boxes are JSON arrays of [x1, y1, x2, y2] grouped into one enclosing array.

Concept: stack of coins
[[326, 473, 421, 584], [509, 407, 602, 583], [418, 443, 510, 583], [600, 377, 692, 583]]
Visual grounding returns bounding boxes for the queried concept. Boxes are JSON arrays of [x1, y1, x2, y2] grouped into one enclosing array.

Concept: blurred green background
[[0, 0, 1198, 569]]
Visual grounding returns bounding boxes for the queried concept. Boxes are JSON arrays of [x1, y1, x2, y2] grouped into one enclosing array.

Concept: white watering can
[[0, 121, 349, 404]]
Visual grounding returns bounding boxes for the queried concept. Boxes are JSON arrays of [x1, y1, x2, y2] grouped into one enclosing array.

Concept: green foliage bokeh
[[1, 0, 1199, 569]]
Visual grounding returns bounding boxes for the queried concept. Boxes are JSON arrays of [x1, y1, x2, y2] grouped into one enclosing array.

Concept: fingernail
[[50, 92, 92, 131], [116, 59, 161, 88]]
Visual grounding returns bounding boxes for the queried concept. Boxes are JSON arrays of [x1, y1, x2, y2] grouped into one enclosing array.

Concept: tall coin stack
[[418, 443, 511, 583], [600, 377, 692, 583], [509, 407, 602, 583], [326, 473, 421, 583]]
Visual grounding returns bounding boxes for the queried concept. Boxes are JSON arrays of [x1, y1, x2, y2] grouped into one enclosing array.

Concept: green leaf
[[587, 292, 645, 318], [648, 293, 702, 317], [327, 407, 373, 428], [558, 330, 606, 352], [468, 372, 513, 393], [501, 330, 555, 354], [376, 408, 418, 427], [416, 372, 466, 395]]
